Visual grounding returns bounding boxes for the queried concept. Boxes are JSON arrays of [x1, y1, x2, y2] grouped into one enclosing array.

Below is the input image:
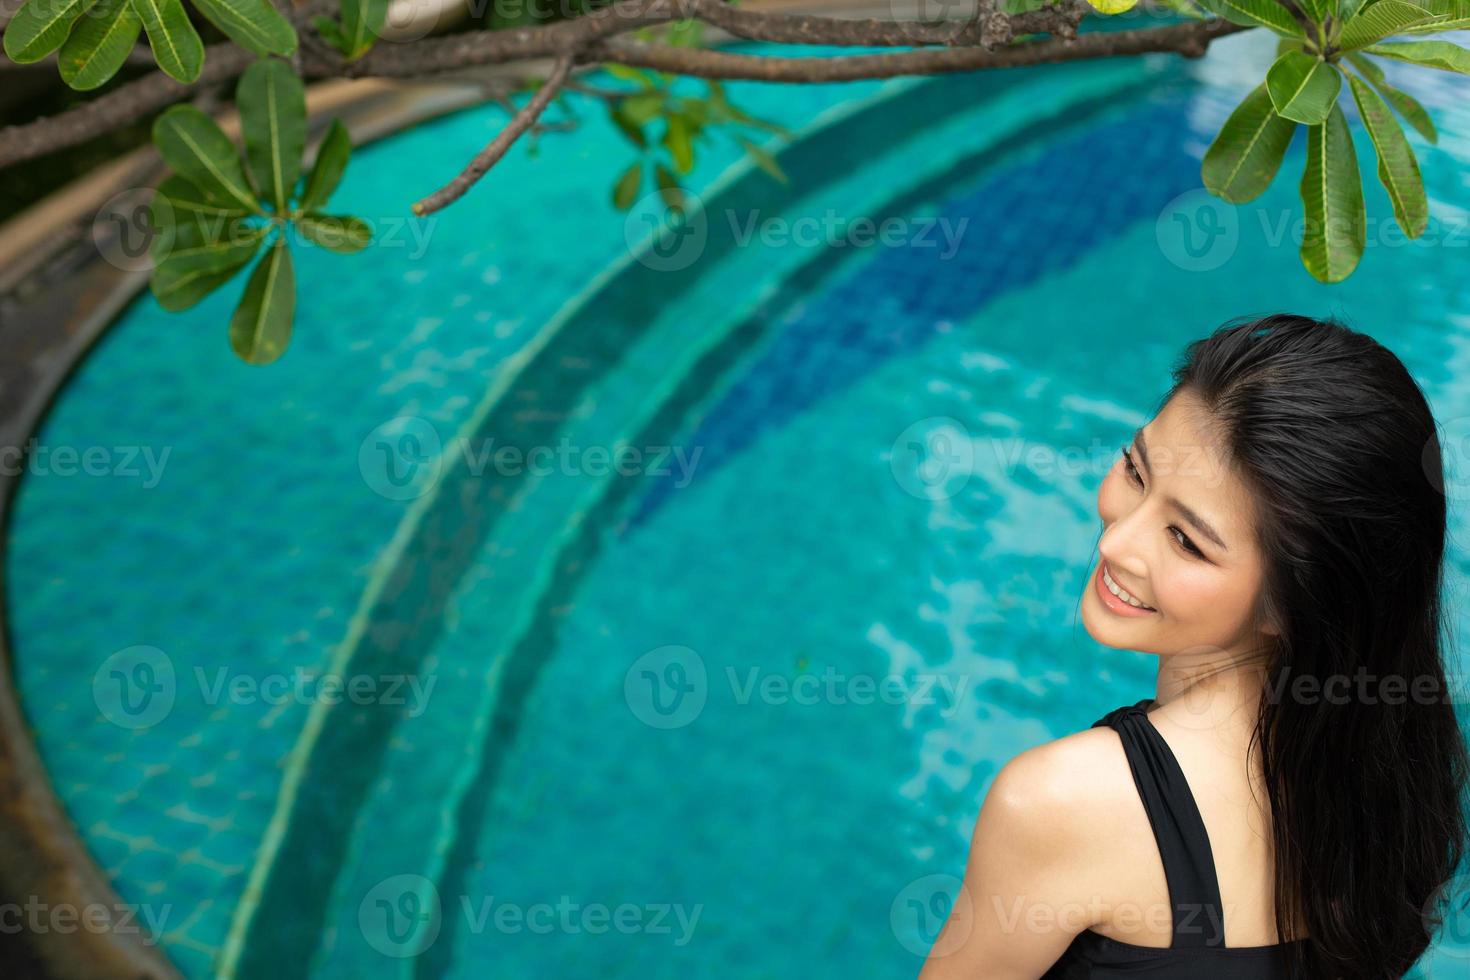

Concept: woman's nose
[[1098, 509, 1150, 580]]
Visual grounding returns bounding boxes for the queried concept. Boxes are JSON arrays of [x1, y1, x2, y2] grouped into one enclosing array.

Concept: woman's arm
[[917, 737, 1119, 980]]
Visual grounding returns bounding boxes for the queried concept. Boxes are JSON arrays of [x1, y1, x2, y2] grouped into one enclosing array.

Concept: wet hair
[[1165, 313, 1469, 978]]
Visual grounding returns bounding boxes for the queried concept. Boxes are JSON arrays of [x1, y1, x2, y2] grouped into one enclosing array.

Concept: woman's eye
[[1121, 447, 1143, 487], [1170, 526, 1204, 557]]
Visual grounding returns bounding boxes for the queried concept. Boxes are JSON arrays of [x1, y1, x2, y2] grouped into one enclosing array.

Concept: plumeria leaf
[[613, 160, 643, 209], [1339, 0, 1444, 49], [237, 57, 306, 212], [1346, 52, 1436, 142], [129, 0, 203, 82], [153, 105, 262, 213], [1365, 39, 1470, 72], [1196, 0, 1304, 35], [4, 0, 100, 63], [1347, 73, 1428, 237], [297, 213, 371, 252], [737, 136, 787, 183], [654, 162, 685, 214], [340, 0, 390, 60], [1202, 81, 1298, 203], [1267, 50, 1343, 124], [1299, 102, 1366, 282], [665, 113, 694, 173], [1399, 0, 1470, 31], [190, 0, 296, 56], [230, 236, 296, 364], [298, 118, 353, 214], [58, 0, 142, 90]]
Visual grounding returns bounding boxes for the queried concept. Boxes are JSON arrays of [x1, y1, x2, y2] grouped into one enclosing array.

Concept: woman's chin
[[1080, 591, 1153, 649]]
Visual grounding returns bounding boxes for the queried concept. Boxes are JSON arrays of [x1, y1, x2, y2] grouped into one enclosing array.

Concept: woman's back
[[1041, 698, 1305, 977]]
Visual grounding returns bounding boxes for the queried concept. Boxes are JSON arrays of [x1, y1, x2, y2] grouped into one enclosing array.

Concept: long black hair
[[1165, 314, 1469, 978]]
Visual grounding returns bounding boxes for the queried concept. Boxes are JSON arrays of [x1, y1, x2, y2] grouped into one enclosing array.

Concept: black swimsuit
[[1041, 699, 1306, 978]]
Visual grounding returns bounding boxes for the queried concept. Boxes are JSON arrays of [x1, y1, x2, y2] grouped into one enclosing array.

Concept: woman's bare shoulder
[[979, 723, 1147, 861]]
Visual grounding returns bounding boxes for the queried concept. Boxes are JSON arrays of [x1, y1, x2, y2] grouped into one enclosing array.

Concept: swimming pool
[[7, 27, 1470, 980]]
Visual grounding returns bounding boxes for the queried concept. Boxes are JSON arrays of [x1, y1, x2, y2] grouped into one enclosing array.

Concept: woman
[[919, 315, 1469, 979]]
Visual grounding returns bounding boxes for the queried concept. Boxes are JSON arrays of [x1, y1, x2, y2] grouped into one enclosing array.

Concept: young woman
[[919, 315, 1469, 979]]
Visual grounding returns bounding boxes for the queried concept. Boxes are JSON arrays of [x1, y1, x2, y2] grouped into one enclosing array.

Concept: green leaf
[[230, 236, 296, 364], [1365, 39, 1470, 72], [149, 214, 264, 311], [189, 0, 296, 56], [129, 0, 203, 82], [1267, 50, 1343, 124], [1339, 0, 1444, 48], [297, 118, 353, 214], [1299, 0, 1335, 23], [653, 162, 684, 214], [151, 261, 251, 311], [1202, 82, 1298, 203], [147, 174, 250, 258], [340, 0, 390, 60], [1399, 0, 1470, 32], [725, 102, 792, 138], [312, 14, 347, 54], [1153, 0, 1208, 16], [154, 216, 268, 276], [620, 91, 665, 125], [665, 113, 693, 174], [153, 104, 261, 212], [1346, 73, 1428, 237], [613, 160, 643, 210], [1346, 52, 1436, 142], [3, 0, 101, 63], [237, 57, 306, 212], [603, 63, 656, 88], [737, 136, 787, 184], [609, 104, 647, 148], [57, 0, 142, 90], [1299, 102, 1366, 282], [297, 213, 371, 252], [1196, 0, 1304, 35]]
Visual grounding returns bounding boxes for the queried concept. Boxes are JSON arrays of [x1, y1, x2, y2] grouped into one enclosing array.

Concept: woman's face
[[1081, 388, 1273, 658]]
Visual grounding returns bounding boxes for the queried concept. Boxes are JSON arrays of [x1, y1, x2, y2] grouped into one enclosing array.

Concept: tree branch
[[579, 17, 1246, 81], [0, 43, 257, 168], [0, 0, 335, 169], [689, 0, 1089, 47], [0, 0, 1250, 173], [412, 50, 576, 215]]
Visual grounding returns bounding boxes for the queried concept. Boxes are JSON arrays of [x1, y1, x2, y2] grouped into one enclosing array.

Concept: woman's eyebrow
[[1133, 427, 1229, 552]]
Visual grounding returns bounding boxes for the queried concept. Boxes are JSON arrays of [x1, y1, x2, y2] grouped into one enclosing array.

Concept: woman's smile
[[1094, 559, 1157, 616]]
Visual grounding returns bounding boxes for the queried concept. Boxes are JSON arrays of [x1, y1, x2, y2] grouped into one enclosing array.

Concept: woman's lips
[[1094, 560, 1157, 617]]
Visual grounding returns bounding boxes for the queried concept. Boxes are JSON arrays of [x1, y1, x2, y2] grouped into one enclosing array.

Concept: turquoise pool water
[[7, 26, 1470, 979]]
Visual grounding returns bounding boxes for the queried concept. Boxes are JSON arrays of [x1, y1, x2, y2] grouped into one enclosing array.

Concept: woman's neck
[[1153, 644, 1270, 730]]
